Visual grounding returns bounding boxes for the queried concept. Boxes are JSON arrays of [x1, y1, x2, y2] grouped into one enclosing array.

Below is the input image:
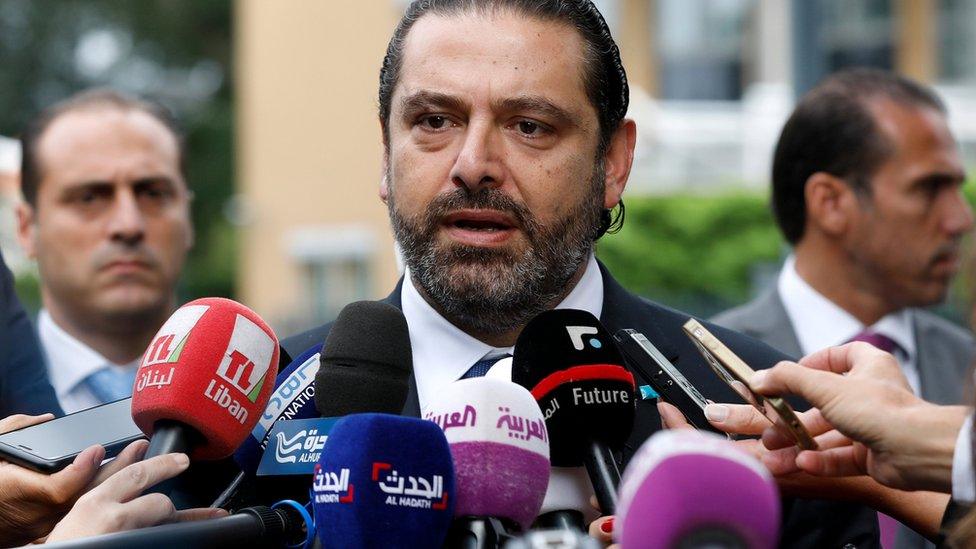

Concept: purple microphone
[[616, 429, 780, 549], [424, 377, 550, 547]]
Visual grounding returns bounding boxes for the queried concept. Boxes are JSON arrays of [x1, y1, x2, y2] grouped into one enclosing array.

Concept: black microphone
[[511, 309, 636, 516], [314, 300, 412, 417], [43, 505, 306, 549]]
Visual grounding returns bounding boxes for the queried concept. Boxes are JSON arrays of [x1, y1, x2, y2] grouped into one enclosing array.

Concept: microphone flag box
[[257, 417, 338, 476]]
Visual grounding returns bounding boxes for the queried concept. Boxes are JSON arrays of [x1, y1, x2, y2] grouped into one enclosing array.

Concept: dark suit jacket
[[281, 263, 880, 548], [0, 248, 62, 417]]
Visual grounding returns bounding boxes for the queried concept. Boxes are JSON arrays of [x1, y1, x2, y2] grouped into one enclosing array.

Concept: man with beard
[[281, 1, 879, 545], [713, 69, 975, 549], [17, 89, 194, 413]]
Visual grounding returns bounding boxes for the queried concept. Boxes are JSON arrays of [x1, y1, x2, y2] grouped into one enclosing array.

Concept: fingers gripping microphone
[[315, 301, 412, 417], [312, 414, 455, 548], [425, 377, 550, 546], [616, 430, 780, 549], [132, 298, 279, 461], [512, 309, 636, 516]]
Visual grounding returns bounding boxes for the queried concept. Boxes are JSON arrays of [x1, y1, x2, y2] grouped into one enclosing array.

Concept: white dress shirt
[[400, 254, 604, 414], [777, 255, 920, 394], [37, 310, 141, 413]]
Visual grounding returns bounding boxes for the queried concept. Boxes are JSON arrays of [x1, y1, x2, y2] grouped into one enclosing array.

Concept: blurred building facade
[[236, 0, 976, 332]]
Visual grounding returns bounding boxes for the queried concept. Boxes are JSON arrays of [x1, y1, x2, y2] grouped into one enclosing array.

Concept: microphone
[[132, 297, 279, 461], [511, 309, 636, 516], [312, 413, 455, 548], [234, 344, 322, 476], [485, 359, 598, 531], [424, 377, 550, 547], [43, 505, 307, 549], [315, 300, 412, 416], [616, 429, 780, 549]]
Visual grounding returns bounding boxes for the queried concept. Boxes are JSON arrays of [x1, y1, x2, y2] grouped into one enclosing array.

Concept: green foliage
[[597, 192, 784, 315]]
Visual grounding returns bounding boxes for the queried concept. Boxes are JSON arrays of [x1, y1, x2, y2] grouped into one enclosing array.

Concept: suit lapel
[[381, 278, 422, 418], [748, 289, 803, 358]]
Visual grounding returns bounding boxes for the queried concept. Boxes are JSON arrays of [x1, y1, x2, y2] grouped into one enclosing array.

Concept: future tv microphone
[[131, 297, 279, 461], [312, 413, 455, 548], [425, 377, 549, 546], [512, 309, 636, 516], [616, 429, 780, 549], [315, 301, 412, 417]]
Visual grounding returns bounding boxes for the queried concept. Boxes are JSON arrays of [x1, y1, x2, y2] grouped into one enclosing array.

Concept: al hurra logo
[[142, 305, 210, 368], [373, 462, 449, 511], [216, 314, 275, 402]]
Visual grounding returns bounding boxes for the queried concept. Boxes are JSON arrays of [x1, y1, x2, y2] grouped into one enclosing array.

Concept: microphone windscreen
[[312, 413, 455, 548], [424, 377, 549, 530], [132, 297, 279, 460], [234, 344, 321, 475], [511, 309, 636, 466], [315, 301, 411, 417], [616, 430, 780, 549]]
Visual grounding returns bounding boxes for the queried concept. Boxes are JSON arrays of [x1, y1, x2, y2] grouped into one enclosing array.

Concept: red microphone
[[131, 298, 280, 461]]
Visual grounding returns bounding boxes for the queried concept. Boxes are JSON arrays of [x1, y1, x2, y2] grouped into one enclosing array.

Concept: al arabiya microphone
[[131, 297, 279, 461], [424, 377, 550, 547], [616, 429, 780, 549], [512, 309, 636, 516], [312, 413, 455, 548]]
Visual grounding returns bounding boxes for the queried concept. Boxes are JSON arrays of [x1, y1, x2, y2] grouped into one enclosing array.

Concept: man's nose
[[107, 189, 146, 245], [943, 188, 974, 237], [450, 119, 506, 193]]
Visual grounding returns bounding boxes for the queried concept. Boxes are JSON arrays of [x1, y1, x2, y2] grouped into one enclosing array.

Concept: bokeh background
[[3, 0, 976, 336]]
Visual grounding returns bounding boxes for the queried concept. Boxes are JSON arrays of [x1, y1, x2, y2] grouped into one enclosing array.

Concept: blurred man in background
[[17, 89, 194, 413], [714, 68, 976, 549]]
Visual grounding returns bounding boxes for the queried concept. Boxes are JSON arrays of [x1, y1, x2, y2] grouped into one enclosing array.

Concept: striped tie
[[460, 355, 510, 379]]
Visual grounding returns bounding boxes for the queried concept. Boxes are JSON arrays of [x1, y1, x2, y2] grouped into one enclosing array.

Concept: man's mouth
[[441, 210, 519, 244]]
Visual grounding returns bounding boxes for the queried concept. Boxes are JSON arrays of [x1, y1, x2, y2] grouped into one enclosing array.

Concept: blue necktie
[[460, 355, 510, 379], [84, 367, 137, 403]]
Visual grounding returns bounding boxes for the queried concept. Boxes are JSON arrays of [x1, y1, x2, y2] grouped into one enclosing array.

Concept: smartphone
[[0, 398, 146, 473], [682, 319, 818, 450], [614, 328, 727, 436]]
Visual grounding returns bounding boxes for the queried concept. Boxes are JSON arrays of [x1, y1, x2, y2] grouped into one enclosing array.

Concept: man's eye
[[517, 120, 541, 135], [420, 115, 449, 130]]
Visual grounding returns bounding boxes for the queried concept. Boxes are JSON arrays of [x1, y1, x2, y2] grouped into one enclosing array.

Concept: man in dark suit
[[0, 245, 61, 416], [282, 1, 879, 545], [713, 69, 974, 549]]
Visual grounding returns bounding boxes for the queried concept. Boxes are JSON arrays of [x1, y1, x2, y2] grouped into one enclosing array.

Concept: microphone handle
[[145, 420, 201, 459], [446, 516, 516, 549], [582, 440, 619, 516], [42, 506, 303, 549], [534, 510, 585, 531]]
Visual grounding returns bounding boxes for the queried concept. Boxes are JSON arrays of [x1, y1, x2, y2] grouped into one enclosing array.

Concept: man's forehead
[[393, 11, 593, 116]]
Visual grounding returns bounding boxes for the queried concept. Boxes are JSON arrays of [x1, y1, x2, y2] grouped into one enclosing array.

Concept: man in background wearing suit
[[714, 68, 975, 549], [283, 1, 879, 545]]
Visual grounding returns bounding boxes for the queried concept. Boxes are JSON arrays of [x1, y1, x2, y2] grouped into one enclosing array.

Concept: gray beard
[[388, 171, 605, 336]]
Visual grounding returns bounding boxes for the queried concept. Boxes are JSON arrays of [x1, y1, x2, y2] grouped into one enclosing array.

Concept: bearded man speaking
[[280, 1, 881, 546]]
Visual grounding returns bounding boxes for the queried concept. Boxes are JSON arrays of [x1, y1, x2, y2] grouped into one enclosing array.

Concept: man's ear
[[805, 172, 859, 237], [379, 118, 390, 204], [602, 119, 637, 209], [16, 201, 38, 258]]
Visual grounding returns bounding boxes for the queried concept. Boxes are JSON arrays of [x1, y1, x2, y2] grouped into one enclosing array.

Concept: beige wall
[[236, 0, 401, 331]]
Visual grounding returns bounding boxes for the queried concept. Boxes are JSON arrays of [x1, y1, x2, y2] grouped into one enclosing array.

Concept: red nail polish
[[600, 517, 614, 533]]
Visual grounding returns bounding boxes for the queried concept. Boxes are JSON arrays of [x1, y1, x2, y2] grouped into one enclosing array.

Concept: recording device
[[312, 413, 455, 548], [315, 301, 412, 417], [615, 429, 780, 549], [614, 328, 725, 435], [234, 344, 322, 476], [425, 377, 550, 547], [0, 398, 143, 473], [512, 309, 636, 516], [131, 297, 280, 461], [42, 505, 307, 549], [682, 319, 817, 450]]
